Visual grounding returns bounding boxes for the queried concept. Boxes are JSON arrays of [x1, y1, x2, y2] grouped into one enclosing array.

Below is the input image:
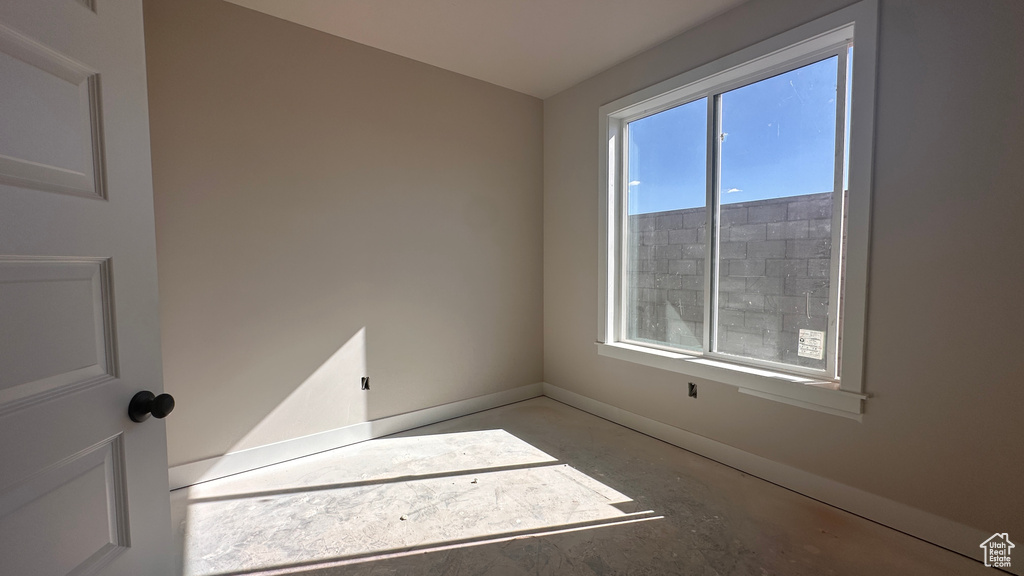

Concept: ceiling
[[222, 0, 749, 99]]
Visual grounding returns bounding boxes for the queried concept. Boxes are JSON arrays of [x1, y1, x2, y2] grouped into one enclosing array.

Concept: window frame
[[597, 1, 877, 418]]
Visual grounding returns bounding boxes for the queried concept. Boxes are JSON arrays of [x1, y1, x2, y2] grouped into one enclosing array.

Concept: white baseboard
[[541, 382, 995, 568], [169, 382, 544, 490]]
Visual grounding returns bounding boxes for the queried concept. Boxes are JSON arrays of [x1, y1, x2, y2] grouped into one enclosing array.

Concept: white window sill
[[596, 342, 866, 420]]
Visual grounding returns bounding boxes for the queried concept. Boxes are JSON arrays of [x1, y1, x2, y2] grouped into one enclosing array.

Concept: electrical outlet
[[361, 377, 370, 390], [688, 382, 697, 398]]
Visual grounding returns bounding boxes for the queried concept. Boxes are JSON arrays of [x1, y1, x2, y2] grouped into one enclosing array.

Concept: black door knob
[[128, 391, 175, 423]]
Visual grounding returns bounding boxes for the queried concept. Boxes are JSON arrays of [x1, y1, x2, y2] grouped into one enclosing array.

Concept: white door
[[0, 0, 172, 575]]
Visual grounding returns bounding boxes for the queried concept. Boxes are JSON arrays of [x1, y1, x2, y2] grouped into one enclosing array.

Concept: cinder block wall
[[627, 192, 838, 368]]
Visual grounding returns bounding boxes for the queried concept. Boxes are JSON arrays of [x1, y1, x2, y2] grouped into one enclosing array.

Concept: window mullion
[[616, 121, 629, 343], [826, 46, 850, 379], [703, 95, 720, 354]]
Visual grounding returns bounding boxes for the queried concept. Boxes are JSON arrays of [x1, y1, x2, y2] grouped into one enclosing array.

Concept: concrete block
[[633, 259, 669, 274], [767, 259, 806, 278], [746, 240, 786, 259], [748, 203, 788, 223], [721, 206, 748, 226], [717, 276, 747, 293], [719, 241, 747, 259], [678, 303, 705, 322], [681, 243, 706, 259], [787, 197, 832, 220], [764, 295, 806, 315], [654, 244, 683, 260], [656, 214, 683, 230], [642, 230, 669, 245], [639, 288, 667, 303], [636, 273, 656, 289], [808, 218, 832, 238], [680, 275, 704, 291], [655, 273, 683, 290], [669, 259, 699, 275], [807, 258, 831, 278], [718, 308, 745, 328], [668, 289, 701, 306], [727, 259, 766, 277], [633, 216, 656, 233], [744, 311, 783, 332], [784, 277, 831, 298], [683, 210, 707, 229], [808, 297, 829, 317], [786, 239, 831, 259], [666, 322, 702, 350], [720, 326, 763, 347], [668, 228, 698, 244], [746, 276, 784, 295], [727, 293, 765, 311], [783, 314, 828, 333], [727, 223, 767, 242], [767, 220, 808, 240]]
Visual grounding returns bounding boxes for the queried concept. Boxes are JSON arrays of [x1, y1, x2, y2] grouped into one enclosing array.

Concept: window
[[598, 2, 877, 418]]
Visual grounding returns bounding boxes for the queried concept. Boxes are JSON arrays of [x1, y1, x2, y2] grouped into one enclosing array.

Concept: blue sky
[[627, 54, 849, 215]]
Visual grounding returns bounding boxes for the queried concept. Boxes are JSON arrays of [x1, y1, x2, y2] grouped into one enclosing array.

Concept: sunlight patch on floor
[[177, 429, 657, 576]]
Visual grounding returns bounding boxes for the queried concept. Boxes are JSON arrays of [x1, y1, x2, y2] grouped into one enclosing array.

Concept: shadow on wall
[[230, 327, 368, 452], [176, 328, 370, 484]]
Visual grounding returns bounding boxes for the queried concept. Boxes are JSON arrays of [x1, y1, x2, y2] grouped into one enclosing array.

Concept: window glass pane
[[625, 98, 707, 351], [715, 57, 838, 370]]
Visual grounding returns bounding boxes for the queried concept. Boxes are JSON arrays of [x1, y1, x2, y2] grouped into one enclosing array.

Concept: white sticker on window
[[798, 329, 825, 360]]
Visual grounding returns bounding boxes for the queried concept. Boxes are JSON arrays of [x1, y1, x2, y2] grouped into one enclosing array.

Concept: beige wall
[[544, 0, 1024, 539], [144, 0, 543, 468]]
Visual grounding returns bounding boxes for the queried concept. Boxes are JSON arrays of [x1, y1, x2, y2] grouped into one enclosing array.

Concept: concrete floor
[[171, 397, 988, 575]]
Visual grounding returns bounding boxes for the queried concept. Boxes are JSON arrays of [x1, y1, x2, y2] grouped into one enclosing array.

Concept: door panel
[[0, 0, 172, 574], [0, 258, 116, 413], [0, 22, 105, 198], [0, 434, 128, 576]]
